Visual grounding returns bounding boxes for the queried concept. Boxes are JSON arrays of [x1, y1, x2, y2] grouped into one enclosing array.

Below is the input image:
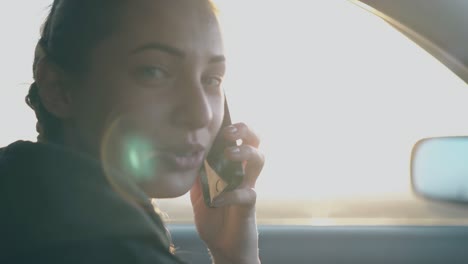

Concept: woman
[[1, 0, 264, 263]]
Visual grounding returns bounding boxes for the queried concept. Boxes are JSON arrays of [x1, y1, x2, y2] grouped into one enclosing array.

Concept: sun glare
[[214, 0, 468, 200]]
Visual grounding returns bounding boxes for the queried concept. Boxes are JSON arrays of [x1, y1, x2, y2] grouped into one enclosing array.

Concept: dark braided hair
[[25, 0, 125, 143]]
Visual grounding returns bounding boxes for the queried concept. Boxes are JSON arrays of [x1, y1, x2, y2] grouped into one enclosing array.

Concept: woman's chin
[[138, 169, 199, 199]]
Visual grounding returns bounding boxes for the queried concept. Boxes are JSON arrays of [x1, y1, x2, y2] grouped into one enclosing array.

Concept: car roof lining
[[355, 0, 468, 84]]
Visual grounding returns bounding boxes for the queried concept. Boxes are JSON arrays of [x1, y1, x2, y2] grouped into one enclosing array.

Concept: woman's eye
[[202, 76, 222, 89], [136, 66, 169, 82], [135, 66, 170, 86]]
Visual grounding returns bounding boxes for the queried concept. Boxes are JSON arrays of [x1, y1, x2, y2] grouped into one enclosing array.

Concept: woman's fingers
[[224, 144, 265, 187], [217, 122, 264, 205], [223, 122, 264, 187], [223, 123, 260, 147], [211, 187, 257, 208]]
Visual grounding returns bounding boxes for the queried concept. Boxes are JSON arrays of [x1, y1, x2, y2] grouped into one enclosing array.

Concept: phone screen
[[200, 97, 245, 207]]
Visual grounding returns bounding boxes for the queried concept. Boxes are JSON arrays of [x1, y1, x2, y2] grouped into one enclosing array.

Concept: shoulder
[[0, 141, 174, 259]]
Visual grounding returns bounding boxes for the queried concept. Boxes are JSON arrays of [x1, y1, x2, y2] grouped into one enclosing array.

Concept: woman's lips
[[146, 144, 206, 171]]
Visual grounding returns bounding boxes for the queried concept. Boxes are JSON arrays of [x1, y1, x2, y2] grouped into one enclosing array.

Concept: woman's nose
[[173, 80, 213, 130]]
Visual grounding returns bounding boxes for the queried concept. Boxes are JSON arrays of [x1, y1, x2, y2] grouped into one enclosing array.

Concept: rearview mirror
[[411, 137, 468, 204]]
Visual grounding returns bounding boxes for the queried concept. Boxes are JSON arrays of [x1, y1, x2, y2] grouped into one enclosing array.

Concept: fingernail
[[225, 125, 238, 134], [228, 147, 241, 154]]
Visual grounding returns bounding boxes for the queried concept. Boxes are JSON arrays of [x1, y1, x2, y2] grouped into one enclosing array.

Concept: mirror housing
[[411, 137, 468, 204]]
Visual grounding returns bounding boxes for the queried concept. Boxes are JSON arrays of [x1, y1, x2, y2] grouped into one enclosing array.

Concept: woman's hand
[[190, 123, 264, 264]]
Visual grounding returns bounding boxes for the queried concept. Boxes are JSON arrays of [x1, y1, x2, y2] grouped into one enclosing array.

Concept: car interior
[[1, 0, 468, 263]]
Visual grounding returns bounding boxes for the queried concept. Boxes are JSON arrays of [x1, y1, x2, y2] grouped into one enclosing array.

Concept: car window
[[2, 0, 468, 225]]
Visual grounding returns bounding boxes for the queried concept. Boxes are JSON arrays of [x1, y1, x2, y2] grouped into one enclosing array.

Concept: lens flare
[[121, 135, 157, 182], [100, 116, 159, 189], [129, 149, 140, 171], [100, 116, 159, 205]]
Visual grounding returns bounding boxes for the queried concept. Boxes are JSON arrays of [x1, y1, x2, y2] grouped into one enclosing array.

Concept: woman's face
[[67, 0, 225, 198]]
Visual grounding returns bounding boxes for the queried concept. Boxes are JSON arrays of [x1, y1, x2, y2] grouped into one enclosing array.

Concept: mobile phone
[[200, 97, 245, 207]]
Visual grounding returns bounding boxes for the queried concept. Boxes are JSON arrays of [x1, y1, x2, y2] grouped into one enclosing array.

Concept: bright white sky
[[1, 0, 467, 201]]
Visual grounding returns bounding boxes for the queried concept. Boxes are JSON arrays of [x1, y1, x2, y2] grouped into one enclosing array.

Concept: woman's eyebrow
[[131, 42, 225, 63], [209, 55, 225, 64], [131, 43, 185, 57]]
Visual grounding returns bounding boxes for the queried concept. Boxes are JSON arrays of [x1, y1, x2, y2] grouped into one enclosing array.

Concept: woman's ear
[[35, 58, 73, 119]]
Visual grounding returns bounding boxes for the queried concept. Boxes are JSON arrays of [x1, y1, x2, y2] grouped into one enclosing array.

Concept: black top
[[0, 141, 185, 263]]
